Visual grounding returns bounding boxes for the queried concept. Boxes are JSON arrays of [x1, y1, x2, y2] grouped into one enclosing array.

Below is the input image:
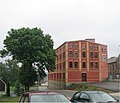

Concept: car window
[[80, 93, 89, 100], [90, 93, 117, 102], [30, 94, 70, 103], [73, 92, 81, 100]]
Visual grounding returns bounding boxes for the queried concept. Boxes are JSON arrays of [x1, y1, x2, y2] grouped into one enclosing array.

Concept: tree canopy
[[0, 27, 56, 90]]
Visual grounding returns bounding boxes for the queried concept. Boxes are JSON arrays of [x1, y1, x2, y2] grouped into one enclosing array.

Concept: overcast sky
[[0, 0, 120, 62]]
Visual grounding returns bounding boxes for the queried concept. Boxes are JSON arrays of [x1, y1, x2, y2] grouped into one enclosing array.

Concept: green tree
[[14, 80, 24, 96], [0, 59, 20, 96], [0, 27, 56, 91]]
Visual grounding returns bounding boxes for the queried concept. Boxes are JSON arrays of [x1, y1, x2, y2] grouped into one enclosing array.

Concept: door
[[82, 73, 87, 82]]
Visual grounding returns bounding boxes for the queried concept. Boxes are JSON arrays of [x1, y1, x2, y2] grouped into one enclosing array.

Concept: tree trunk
[[25, 85, 29, 91], [6, 81, 10, 96]]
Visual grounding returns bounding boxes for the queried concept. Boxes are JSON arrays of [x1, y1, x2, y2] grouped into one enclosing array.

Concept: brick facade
[[48, 39, 108, 89]]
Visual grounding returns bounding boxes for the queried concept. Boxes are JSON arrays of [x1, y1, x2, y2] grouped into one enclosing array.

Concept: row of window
[[69, 43, 99, 50], [69, 51, 99, 58], [69, 43, 79, 49], [56, 62, 66, 70], [69, 44, 107, 52], [56, 51, 99, 62], [48, 73, 65, 81], [57, 52, 65, 61], [69, 61, 99, 68]]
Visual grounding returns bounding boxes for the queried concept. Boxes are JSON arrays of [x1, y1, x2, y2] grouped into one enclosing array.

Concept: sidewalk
[[110, 92, 120, 96]]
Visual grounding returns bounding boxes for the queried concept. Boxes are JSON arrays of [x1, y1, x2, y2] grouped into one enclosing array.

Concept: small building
[[108, 57, 117, 79], [108, 55, 120, 80], [0, 78, 6, 92], [48, 39, 108, 89]]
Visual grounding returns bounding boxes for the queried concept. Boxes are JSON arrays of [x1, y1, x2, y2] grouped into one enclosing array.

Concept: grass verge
[[66, 83, 113, 93]]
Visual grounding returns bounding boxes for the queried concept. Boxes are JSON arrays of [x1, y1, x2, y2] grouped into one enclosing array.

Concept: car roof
[[78, 91, 105, 94], [26, 91, 63, 95]]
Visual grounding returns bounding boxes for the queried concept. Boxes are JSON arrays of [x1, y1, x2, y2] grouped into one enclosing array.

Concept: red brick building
[[48, 39, 108, 89]]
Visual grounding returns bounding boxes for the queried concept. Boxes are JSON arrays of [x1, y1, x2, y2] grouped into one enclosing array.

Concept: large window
[[69, 61, 73, 68], [102, 48, 106, 52], [90, 62, 94, 68], [63, 62, 66, 69], [74, 50, 78, 58], [95, 62, 99, 68], [69, 43, 72, 48], [82, 62, 86, 68], [60, 63, 62, 69], [90, 52, 93, 58], [82, 52, 86, 58], [74, 44, 78, 49], [63, 52, 65, 58], [94, 45, 98, 50], [95, 52, 98, 58], [102, 55, 106, 61], [82, 45, 86, 50], [90, 45, 94, 50], [69, 51, 73, 57], [74, 61, 78, 68]]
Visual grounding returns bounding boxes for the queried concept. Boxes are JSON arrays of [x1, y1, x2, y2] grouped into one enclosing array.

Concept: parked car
[[18, 91, 71, 103], [70, 91, 119, 103]]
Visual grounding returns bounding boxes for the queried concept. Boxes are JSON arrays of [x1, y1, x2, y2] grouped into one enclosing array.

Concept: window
[[57, 56, 58, 61], [102, 55, 106, 61], [95, 52, 98, 58], [82, 45, 86, 50], [82, 52, 86, 58], [74, 51, 78, 58], [90, 52, 93, 58], [60, 63, 62, 69], [73, 92, 81, 100], [95, 62, 99, 68], [102, 48, 106, 52], [60, 54, 61, 60], [90, 45, 94, 50], [74, 61, 78, 68], [80, 93, 89, 100], [69, 61, 73, 68], [63, 52, 65, 58], [63, 62, 66, 69], [69, 51, 73, 57], [94, 45, 98, 50], [63, 73, 65, 79], [69, 43, 72, 48], [74, 44, 78, 48], [90, 62, 94, 68], [82, 62, 86, 68]]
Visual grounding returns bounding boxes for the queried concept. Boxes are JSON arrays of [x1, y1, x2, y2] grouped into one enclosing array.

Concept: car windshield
[[31, 94, 70, 103], [90, 92, 117, 102]]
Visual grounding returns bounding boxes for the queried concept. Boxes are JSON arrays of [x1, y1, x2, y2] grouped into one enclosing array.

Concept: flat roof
[[56, 40, 107, 50]]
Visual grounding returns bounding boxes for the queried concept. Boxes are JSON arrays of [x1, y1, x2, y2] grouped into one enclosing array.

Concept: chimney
[[85, 38, 95, 43]]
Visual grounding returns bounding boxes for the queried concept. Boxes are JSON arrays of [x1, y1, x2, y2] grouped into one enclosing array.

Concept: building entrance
[[82, 73, 87, 82]]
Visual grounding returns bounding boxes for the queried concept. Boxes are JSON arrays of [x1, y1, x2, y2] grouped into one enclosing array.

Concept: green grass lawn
[[0, 85, 39, 102], [0, 95, 19, 102], [66, 83, 113, 93]]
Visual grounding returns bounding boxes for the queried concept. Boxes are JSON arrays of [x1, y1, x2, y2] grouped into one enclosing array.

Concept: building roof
[[108, 57, 117, 63], [56, 39, 107, 50]]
